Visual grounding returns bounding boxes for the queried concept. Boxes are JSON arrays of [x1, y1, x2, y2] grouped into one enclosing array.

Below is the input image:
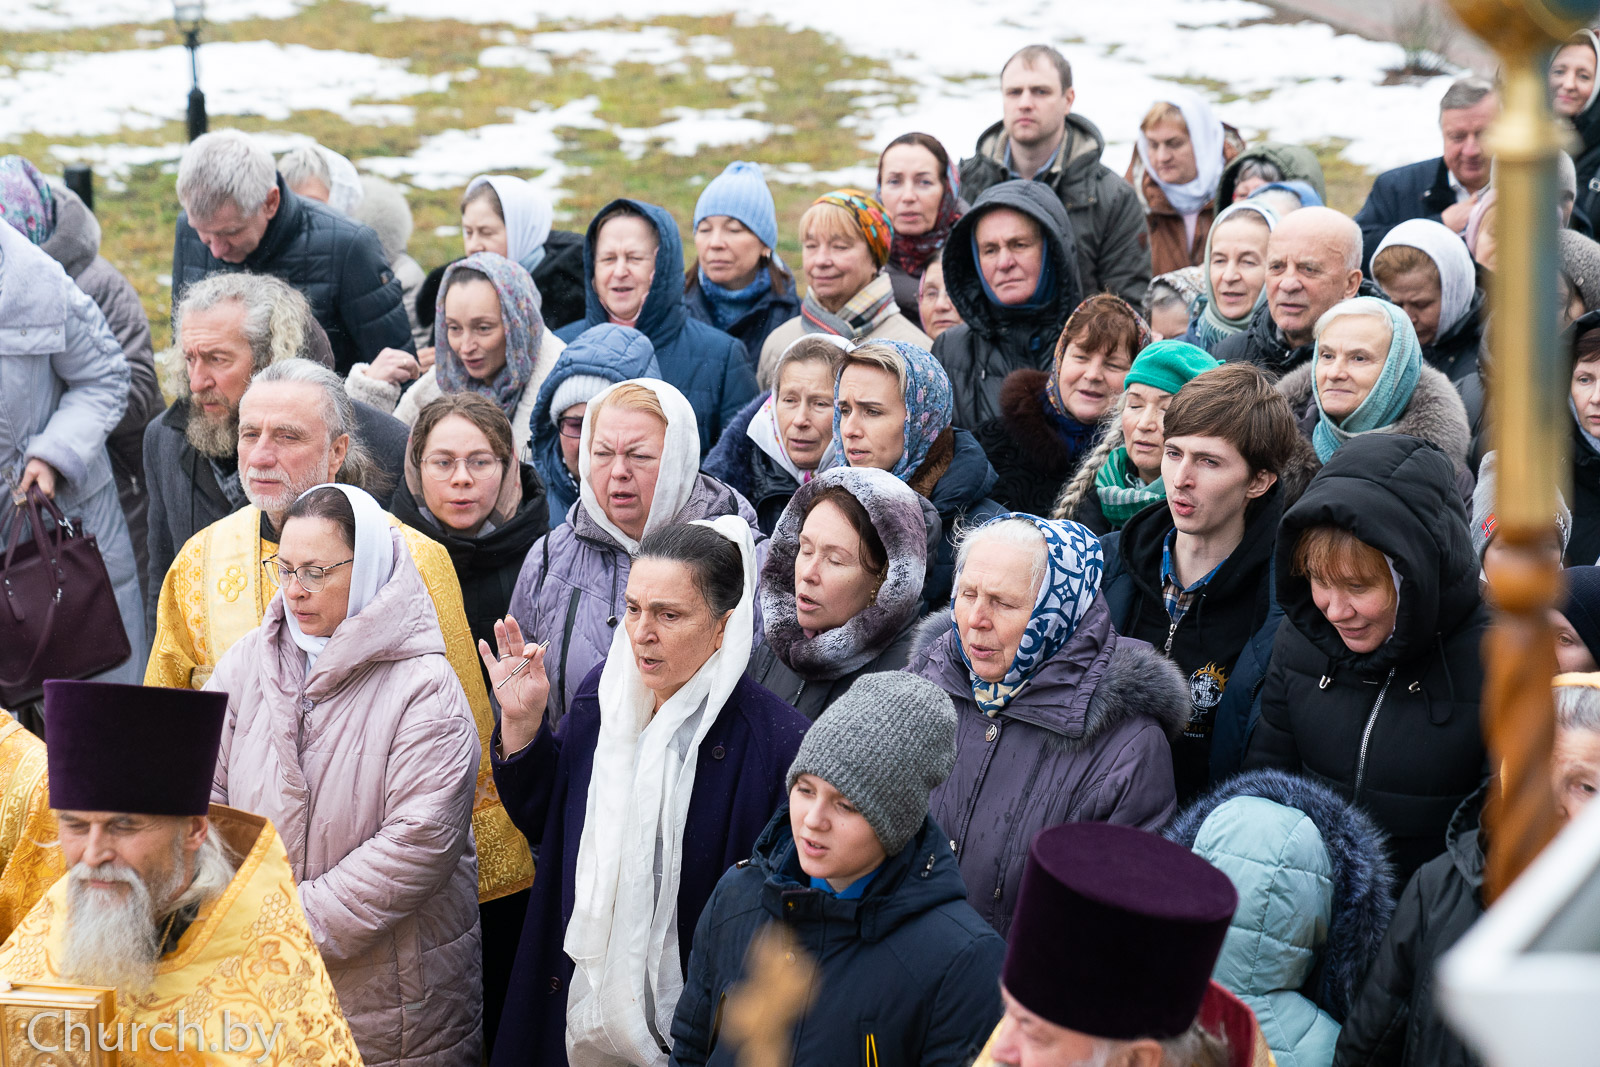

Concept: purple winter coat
[[909, 597, 1189, 936], [507, 472, 763, 726], [489, 663, 809, 1067]]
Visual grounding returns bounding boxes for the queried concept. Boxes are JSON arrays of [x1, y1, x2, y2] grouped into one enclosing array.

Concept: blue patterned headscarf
[[831, 338, 954, 480], [434, 251, 546, 419], [954, 514, 1105, 713], [1311, 297, 1422, 462]]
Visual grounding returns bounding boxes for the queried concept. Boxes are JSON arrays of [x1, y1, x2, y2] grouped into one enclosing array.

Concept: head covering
[[1465, 189, 1497, 257], [1311, 298, 1423, 462], [465, 174, 555, 275], [44, 681, 227, 817], [693, 160, 778, 251], [787, 672, 956, 856], [282, 484, 397, 673], [955, 514, 1105, 713], [878, 137, 962, 278], [814, 189, 894, 268], [566, 514, 758, 1066], [578, 377, 701, 555], [751, 334, 850, 482], [1566, 30, 1600, 115], [1047, 294, 1153, 419], [831, 338, 953, 481], [1375, 218, 1478, 341], [1472, 451, 1573, 562], [1136, 89, 1229, 216], [0, 156, 56, 244], [549, 374, 614, 424], [1562, 567, 1600, 662], [1253, 179, 1324, 207], [315, 145, 363, 216], [433, 251, 546, 419], [1126, 338, 1221, 395], [1194, 201, 1276, 350], [1560, 229, 1600, 313], [1003, 822, 1237, 1040]]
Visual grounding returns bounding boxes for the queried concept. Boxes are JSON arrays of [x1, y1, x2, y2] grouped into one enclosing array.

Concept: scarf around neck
[[283, 484, 396, 675], [801, 270, 898, 340], [1094, 447, 1167, 527], [880, 155, 961, 278], [434, 251, 547, 419], [697, 265, 772, 332], [1195, 202, 1276, 350], [1311, 298, 1422, 462], [747, 389, 835, 485]]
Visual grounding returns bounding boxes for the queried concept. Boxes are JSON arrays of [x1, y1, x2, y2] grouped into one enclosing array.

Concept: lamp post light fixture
[[174, 1, 207, 142]]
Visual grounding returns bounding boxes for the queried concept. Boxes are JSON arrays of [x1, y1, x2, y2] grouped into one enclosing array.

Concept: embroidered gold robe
[[144, 506, 532, 902], [0, 712, 61, 942]]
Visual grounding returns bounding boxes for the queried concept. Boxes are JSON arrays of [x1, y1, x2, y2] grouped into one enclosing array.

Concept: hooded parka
[[1216, 142, 1329, 207]]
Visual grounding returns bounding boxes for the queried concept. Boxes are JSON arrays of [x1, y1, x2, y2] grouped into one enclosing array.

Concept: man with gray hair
[[1353, 76, 1499, 267], [141, 271, 407, 630], [171, 128, 413, 374]]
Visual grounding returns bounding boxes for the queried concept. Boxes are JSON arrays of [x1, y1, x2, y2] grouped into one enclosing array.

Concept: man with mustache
[[144, 358, 533, 914], [142, 270, 409, 635], [0, 680, 361, 1065]]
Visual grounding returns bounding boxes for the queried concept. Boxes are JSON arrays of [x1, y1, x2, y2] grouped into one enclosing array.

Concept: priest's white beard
[[61, 838, 185, 996]]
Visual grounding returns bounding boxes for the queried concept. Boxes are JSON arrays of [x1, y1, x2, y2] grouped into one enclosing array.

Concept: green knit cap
[[1124, 339, 1220, 395]]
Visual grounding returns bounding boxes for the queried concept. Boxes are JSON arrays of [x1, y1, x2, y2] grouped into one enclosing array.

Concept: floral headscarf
[[0, 156, 56, 245], [433, 251, 546, 419], [878, 138, 961, 278], [1046, 294, 1153, 418], [955, 514, 1105, 713], [831, 338, 953, 481], [815, 189, 894, 269]]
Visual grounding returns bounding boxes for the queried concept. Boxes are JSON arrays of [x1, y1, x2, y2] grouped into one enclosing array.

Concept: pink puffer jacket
[[209, 527, 482, 1067]]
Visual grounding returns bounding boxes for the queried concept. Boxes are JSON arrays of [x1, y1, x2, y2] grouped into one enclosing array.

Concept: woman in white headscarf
[[1126, 87, 1244, 275], [1371, 217, 1486, 382], [208, 483, 483, 1067], [483, 515, 808, 1067]]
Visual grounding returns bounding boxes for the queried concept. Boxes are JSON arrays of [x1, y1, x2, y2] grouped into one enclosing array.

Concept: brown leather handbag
[[0, 487, 130, 706]]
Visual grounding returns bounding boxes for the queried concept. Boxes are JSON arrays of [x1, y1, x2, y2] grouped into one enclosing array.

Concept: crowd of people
[[6, 31, 1600, 1067]]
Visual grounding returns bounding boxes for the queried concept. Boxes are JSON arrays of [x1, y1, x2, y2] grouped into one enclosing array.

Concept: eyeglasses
[[558, 416, 584, 440], [262, 556, 353, 593], [422, 453, 502, 480]]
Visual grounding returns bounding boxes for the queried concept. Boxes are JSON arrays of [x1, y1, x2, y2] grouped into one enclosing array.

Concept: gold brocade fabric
[[0, 713, 62, 943], [145, 507, 533, 902], [0, 805, 365, 1066]]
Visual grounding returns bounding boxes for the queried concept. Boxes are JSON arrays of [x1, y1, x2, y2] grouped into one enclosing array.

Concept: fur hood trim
[[1277, 360, 1471, 466]]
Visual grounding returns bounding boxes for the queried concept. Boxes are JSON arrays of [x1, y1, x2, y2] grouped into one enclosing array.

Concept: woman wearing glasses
[[209, 482, 484, 1067]]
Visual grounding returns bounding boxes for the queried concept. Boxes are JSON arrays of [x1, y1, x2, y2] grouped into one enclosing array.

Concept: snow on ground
[[2, 0, 300, 29], [360, 97, 605, 190]]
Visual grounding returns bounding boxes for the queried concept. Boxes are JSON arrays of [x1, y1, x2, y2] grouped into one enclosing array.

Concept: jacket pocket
[[0, 325, 65, 357], [396, 919, 426, 1057]]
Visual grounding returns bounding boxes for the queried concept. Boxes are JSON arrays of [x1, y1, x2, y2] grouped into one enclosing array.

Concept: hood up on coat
[[571, 198, 692, 347], [1216, 143, 1328, 208], [38, 180, 99, 278]]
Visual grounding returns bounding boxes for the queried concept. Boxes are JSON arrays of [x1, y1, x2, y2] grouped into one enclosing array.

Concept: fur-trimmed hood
[[1276, 359, 1472, 469], [1164, 768, 1397, 1022]]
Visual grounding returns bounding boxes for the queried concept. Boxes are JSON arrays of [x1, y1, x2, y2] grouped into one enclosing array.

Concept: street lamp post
[[174, 1, 207, 142]]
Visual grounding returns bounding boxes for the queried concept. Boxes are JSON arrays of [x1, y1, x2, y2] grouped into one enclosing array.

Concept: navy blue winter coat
[[700, 392, 797, 535], [669, 811, 1005, 1067], [555, 200, 758, 455], [1351, 157, 1457, 271], [683, 269, 800, 365]]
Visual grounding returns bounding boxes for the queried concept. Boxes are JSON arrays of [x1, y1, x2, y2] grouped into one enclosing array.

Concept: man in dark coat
[[958, 44, 1149, 305], [171, 129, 413, 375], [933, 180, 1084, 429], [1352, 78, 1498, 269]]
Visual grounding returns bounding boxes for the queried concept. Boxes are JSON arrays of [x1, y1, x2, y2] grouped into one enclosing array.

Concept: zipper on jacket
[[1164, 617, 1178, 655], [1353, 668, 1396, 803]]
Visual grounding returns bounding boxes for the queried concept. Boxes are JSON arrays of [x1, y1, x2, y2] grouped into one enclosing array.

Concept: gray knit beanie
[[786, 672, 957, 857], [548, 374, 614, 425], [1472, 450, 1573, 561]]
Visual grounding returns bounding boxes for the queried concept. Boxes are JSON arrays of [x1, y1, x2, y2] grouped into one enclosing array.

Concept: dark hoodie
[[1244, 434, 1489, 883], [554, 199, 758, 455], [932, 180, 1085, 430]]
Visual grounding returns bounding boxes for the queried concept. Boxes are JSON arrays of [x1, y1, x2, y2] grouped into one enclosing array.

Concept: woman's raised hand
[[479, 615, 550, 755]]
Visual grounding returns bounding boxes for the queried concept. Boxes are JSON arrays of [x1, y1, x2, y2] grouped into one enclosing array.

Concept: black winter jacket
[[1352, 157, 1460, 271], [932, 181, 1084, 430], [1244, 434, 1489, 883], [1214, 279, 1389, 375], [1570, 417, 1600, 566], [670, 811, 1006, 1067], [746, 620, 919, 721], [972, 368, 1098, 516], [171, 175, 412, 374], [1332, 785, 1487, 1067], [700, 392, 799, 534]]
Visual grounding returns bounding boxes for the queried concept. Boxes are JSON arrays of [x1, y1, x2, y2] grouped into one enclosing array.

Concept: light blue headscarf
[[1311, 297, 1422, 462], [830, 338, 954, 480], [954, 514, 1105, 713]]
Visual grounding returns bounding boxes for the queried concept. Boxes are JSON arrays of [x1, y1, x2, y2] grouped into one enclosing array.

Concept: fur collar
[[1277, 360, 1471, 465], [906, 427, 955, 499], [998, 368, 1070, 470]]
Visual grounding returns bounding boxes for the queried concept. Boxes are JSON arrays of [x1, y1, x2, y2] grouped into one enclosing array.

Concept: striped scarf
[[1093, 447, 1167, 528], [800, 271, 898, 340]]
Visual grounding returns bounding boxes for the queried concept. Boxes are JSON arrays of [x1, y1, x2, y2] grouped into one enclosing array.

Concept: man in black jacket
[[1352, 77, 1498, 269], [172, 129, 413, 374], [1100, 363, 1307, 802]]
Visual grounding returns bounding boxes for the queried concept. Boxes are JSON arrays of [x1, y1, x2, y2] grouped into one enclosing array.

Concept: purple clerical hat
[[1003, 822, 1237, 1041], [43, 681, 227, 817]]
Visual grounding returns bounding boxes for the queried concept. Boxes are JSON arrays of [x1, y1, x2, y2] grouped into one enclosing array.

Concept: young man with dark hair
[[1100, 360, 1313, 801]]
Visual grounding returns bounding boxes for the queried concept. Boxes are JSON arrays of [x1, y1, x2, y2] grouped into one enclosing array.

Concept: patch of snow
[[0, 0, 299, 30], [360, 96, 605, 190], [478, 45, 555, 75], [614, 107, 771, 160]]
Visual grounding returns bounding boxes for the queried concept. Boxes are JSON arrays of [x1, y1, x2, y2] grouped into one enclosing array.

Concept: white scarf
[[577, 379, 701, 555], [282, 484, 395, 674], [746, 392, 836, 484], [316, 146, 364, 216], [467, 173, 555, 268], [564, 514, 758, 1067], [1136, 87, 1227, 216], [1373, 218, 1477, 341]]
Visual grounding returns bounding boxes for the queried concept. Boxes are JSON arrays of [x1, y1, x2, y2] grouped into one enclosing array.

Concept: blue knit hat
[[694, 161, 778, 250]]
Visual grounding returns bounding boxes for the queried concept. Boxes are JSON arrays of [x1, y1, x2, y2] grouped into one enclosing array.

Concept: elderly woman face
[[1145, 116, 1199, 186], [976, 208, 1045, 307], [802, 220, 879, 312], [917, 259, 963, 340], [775, 359, 836, 471], [588, 402, 667, 541], [954, 538, 1041, 683], [420, 414, 504, 535], [1316, 313, 1391, 421], [1310, 572, 1397, 654], [462, 196, 509, 258], [443, 277, 507, 381], [837, 363, 907, 471], [1554, 722, 1600, 822], [595, 215, 658, 324], [1121, 383, 1173, 483], [623, 557, 730, 706], [1056, 337, 1131, 424], [273, 516, 354, 638], [794, 498, 879, 635], [1210, 214, 1270, 321], [1380, 267, 1443, 347], [1551, 42, 1598, 118]]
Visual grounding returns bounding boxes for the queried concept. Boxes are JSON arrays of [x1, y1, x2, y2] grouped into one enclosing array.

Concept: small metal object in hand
[[495, 641, 548, 690]]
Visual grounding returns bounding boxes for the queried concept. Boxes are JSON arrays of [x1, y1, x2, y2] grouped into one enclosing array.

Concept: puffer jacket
[[1125, 125, 1245, 276], [683, 266, 800, 361], [932, 181, 1085, 430], [1168, 769, 1398, 1067], [909, 601, 1188, 935], [959, 114, 1150, 305], [701, 392, 799, 535], [506, 473, 762, 725], [527, 323, 660, 529], [1571, 415, 1600, 566], [1216, 142, 1329, 207], [172, 174, 414, 373], [208, 527, 482, 1067], [554, 199, 757, 455], [1244, 435, 1489, 883], [670, 811, 1006, 1067], [0, 220, 144, 683]]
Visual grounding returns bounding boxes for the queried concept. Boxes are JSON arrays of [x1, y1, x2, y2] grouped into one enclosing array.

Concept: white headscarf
[[1136, 87, 1228, 216], [747, 333, 849, 482], [466, 174, 554, 272], [315, 146, 364, 216], [281, 484, 395, 674], [1373, 218, 1478, 340], [577, 379, 701, 556], [564, 514, 758, 1067]]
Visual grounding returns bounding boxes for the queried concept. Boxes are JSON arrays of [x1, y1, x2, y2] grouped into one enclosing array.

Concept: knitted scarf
[[1311, 298, 1422, 462], [434, 251, 546, 420], [801, 271, 898, 340], [1194, 202, 1276, 352], [1094, 447, 1167, 527], [697, 265, 772, 332]]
